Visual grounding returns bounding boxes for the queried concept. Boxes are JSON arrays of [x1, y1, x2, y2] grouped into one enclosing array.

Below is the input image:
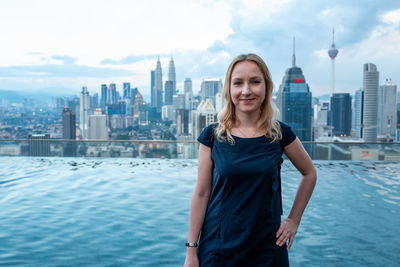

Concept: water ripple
[[0, 158, 399, 266]]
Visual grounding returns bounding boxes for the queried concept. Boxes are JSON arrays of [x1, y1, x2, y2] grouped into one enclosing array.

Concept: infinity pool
[[0, 157, 399, 266]]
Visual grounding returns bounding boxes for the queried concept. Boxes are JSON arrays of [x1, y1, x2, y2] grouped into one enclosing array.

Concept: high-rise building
[[200, 78, 222, 107], [215, 92, 224, 114], [106, 101, 127, 115], [314, 102, 332, 139], [330, 93, 351, 136], [150, 70, 155, 106], [62, 107, 76, 157], [184, 78, 192, 94], [133, 92, 145, 121], [90, 93, 99, 110], [66, 97, 79, 122], [153, 58, 163, 113], [123, 82, 131, 100], [138, 103, 149, 126], [162, 105, 175, 122], [88, 109, 108, 140], [100, 84, 107, 111], [190, 99, 216, 140], [377, 78, 397, 139], [277, 39, 312, 141], [176, 109, 189, 136], [107, 83, 117, 105], [328, 29, 339, 95], [354, 89, 363, 138], [397, 92, 400, 128], [362, 63, 379, 142], [168, 57, 176, 94], [28, 134, 51, 157], [185, 91, 194, 110], [80, 86, 90, 139], [173, 94, 185, 115], [130, 87, 138, 105], [164, 80, 174, 105]]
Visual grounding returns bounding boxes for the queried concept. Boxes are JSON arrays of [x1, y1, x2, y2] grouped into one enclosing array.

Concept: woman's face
[[230, 60, 266, 115]]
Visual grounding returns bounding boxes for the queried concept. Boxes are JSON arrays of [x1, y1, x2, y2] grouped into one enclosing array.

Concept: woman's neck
[[234, 110, 260, 128]]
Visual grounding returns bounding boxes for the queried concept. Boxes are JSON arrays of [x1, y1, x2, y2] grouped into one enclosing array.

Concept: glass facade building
[[330, 93, 352, 136], [277, 65, 312, 142]]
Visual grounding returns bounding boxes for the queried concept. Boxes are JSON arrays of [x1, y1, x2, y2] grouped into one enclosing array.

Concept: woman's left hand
[[275, 218, 299, 250]]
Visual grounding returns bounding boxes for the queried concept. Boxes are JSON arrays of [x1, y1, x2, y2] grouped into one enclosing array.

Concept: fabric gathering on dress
[[196, 121, 296, 267]]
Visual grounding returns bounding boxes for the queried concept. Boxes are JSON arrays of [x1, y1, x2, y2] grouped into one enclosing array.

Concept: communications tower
[[328, 28, 339, 95]]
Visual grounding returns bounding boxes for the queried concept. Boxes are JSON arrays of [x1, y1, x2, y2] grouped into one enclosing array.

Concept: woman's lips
[[239, 98, 255, 103]]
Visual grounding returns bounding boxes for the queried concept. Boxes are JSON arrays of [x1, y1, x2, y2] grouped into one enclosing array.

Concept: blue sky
[[0, 0, 399, 100]]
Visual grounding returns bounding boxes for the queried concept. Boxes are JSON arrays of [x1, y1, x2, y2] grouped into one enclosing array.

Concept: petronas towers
[[151, 57, 176, 113]]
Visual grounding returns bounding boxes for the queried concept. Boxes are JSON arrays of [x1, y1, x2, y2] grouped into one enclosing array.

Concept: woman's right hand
[[184, 253, 199, 267]]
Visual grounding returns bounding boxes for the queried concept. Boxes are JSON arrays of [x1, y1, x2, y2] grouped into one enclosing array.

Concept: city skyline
[[0, 0, 399, 99]]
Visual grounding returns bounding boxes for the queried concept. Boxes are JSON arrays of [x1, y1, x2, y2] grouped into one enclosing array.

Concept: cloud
[[1, 0, 400, 98], [0, 64, 133, 78], [51, 55, 77, 65], [100, 54, 167, 65], [207, 40, 227, 53]]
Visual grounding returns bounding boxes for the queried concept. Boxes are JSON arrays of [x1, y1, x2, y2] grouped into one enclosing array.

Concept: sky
[[0, 0, 399, 101]]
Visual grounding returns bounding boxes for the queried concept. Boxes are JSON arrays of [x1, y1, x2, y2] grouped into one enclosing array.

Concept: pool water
[[0, 158, 399, 266]]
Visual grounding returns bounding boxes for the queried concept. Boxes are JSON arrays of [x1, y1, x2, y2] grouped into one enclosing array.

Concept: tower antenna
[[292, 36, 296, 67]]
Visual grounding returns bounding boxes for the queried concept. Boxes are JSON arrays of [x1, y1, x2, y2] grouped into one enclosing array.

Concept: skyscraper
[[168, 57, 176, 94], [153, 58, 163, 113], [362, 63, 379, 142], [277, 39, 312, 141], [62, 107, 76, 157], [164, 80, 174, 105], [184, 78, 194, 110], [200, 78, 222, 107], [184, 78, 192, 94], [123, 82, 131, 100], [150, 69, 155, 106], [100, 84, 107, 111], [80, 86, 90, 139], [173, 94, 185, 110], [354, 89, 363, 138], [190, 99, 216, 140], [377, 78, 397, 139], [88, 109, 108, 140], [107, 83, 117, 105], [328, 28, 339, 95], [330, 93, 351, 136]]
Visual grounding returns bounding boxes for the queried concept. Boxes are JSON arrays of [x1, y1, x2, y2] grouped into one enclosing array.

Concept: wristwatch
[[185, 242, 198, 247]]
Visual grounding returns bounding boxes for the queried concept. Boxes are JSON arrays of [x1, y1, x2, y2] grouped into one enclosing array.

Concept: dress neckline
[[231, 134, 266, 140]]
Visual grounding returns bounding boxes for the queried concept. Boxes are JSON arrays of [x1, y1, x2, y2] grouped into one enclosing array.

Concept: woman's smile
[[230, 60, 266, 115]]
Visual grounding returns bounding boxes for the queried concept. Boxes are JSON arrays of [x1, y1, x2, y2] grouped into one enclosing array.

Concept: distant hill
[[0, 89, 76, 104], [317, 94, 330, 103]]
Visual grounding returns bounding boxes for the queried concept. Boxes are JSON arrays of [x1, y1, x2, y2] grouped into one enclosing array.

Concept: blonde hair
[[216, 53, 282, 144]]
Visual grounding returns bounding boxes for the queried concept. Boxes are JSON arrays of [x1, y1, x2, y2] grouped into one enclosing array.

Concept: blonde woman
[[184, 54, 316, 266]]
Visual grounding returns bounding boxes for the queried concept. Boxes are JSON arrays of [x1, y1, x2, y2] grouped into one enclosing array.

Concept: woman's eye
[[233, 81, 242, 85], [252, 80, 261, 84]]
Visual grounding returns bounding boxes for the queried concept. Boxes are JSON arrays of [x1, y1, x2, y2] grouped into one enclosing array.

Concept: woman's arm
[[276, 137, 317, 250], [184, 144, 213, 266]]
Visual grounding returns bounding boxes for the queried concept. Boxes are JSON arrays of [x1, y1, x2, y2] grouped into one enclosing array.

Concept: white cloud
[[1, 1, 400, 98], [380, 8, 400, 24], [0, 0, 233, 66]]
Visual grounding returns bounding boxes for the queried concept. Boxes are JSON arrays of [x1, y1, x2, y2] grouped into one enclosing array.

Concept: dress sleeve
[[197, 124, 216, 148], [279, 121, 297, 148]]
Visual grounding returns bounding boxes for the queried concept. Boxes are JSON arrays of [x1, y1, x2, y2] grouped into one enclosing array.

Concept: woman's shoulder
[[197, 123, 219, 147], [276, 120, 297, 147], [277, 120, 290, 130]]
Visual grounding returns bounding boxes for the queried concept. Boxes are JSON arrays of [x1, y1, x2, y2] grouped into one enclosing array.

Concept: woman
[[184, 54, 316, 266]]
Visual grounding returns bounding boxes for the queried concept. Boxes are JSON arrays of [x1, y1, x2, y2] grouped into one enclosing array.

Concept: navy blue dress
[[196, 121, 296, 267]]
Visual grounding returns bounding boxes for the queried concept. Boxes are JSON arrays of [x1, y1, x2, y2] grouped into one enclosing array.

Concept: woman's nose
[[241, 82, 251, 95]]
